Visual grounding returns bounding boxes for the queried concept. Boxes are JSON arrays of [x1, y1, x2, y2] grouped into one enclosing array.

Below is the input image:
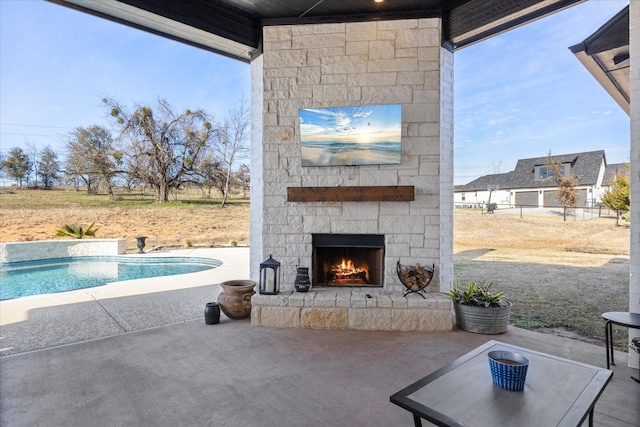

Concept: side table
[[602, 311, 640, 383], [390, 340, 612, 427]]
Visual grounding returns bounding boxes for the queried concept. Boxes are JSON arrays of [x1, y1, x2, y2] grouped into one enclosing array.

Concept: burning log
[[326, 258, 370, 285], [328, 270, 367, 283]]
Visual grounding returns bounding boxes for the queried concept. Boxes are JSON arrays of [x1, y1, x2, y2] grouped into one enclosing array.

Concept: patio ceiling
[[47, 0, 586, 62], [569, 6, 630, 115]]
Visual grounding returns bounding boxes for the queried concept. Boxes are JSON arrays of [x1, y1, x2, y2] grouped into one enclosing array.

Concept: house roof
[[48, 0, 586, 62], [456, 150, 606, 192], [455, 172, 515, 193], [603, 162, 629, 186], [569, 6, 629, 115]]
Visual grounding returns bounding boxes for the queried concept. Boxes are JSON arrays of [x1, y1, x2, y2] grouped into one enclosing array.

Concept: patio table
[[390, 340, 612, 427], [602, 311, 640, 383], [602, 312, 640, 368]]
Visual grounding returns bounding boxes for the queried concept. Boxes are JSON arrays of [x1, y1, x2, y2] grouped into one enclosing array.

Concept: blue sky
[[0, 0, 631, 185], [454, 0, 630, 184], [0, 0, 250, 161]]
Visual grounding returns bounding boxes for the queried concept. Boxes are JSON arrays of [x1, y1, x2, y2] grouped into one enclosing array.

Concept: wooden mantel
[[287, 186, 414, 202]]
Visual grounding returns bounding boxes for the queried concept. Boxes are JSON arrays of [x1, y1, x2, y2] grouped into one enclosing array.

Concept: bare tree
[[490, 159, 503, 174], [2, 147, 31, 187], [26, 141, 40, 188], [198, 151, 226, 198], [546, 152, 579, 220], [66, 125, 120, 198], [104, 98, 215, 203], [66, 146, 99, 194], [209, 98, 250, 207], [234, 163, 250, 198], [37, 146, 60, 189]]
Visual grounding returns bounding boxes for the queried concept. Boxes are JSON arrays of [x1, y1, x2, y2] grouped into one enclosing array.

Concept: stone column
[[439, 46, 454, 292], [252, 18, 451, 293], [249, 54, 264, 281], [629, 0, 639, 369]]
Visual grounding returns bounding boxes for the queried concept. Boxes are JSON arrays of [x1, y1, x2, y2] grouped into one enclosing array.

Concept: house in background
[[454, 150, 628, 209]]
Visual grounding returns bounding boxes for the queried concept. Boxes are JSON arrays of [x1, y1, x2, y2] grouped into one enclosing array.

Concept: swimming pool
[[0, 256, 222, 300]]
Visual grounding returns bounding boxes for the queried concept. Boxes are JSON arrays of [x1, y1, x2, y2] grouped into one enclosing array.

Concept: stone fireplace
[[249, 18, 454, 331]]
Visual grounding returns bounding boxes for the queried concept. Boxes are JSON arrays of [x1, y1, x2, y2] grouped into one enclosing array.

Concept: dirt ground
[[1, 195, 628, 256], [0, 192, 631, 346], [453, 210, 630, 347], [0, 204, 250, 252], [454, 209, 629, 258]]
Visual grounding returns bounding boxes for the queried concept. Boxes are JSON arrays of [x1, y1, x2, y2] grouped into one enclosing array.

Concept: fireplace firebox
[[312, 234, 384, 287]]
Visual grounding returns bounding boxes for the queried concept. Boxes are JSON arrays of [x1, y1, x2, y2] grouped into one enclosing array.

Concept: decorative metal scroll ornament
[[396, 260, 434, 298]]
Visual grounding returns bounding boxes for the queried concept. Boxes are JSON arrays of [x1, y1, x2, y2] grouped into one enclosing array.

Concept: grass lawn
[[0, 187, 250, 250], [454, 209, 630, 350], [0, 188, 631, 349]]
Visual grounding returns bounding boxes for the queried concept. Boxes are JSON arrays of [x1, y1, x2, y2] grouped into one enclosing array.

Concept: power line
[[1, 132, 63, 137], [0, 122, 76, 130]]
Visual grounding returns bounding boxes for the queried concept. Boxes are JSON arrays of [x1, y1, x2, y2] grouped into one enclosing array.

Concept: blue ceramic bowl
[[488, 350, 529, 391]]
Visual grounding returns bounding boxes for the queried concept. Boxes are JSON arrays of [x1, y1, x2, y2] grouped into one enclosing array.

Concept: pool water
[[0, 256, 222, 300]]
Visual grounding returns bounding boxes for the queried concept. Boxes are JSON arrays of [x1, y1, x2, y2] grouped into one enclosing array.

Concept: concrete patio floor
[[1, 248, 638, 426]]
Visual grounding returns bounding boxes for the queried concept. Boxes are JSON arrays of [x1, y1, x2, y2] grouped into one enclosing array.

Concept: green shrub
[[56, 222, 99, 239]]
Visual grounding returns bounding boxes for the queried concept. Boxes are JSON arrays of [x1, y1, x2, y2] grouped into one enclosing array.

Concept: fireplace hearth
[[312, 234, 384, 287]]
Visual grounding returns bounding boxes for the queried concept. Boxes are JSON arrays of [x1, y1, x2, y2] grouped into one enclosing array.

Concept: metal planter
[[453, 302, 512, 334]]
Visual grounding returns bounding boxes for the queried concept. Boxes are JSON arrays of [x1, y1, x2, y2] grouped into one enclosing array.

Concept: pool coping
[[0, 239, 127, 263]]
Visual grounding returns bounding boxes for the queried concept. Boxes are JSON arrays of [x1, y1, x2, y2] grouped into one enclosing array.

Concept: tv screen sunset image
[[299, 104, 402, 167]]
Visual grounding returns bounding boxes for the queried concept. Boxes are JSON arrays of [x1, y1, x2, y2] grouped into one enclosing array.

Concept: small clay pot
[[217, 280, 256, 319]]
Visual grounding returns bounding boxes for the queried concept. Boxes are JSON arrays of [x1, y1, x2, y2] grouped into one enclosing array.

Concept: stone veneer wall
[[252, 288, 452, 331], [629, 1, 639, 369], [249, 18, 454, 331], [0, 239, 127, 263]]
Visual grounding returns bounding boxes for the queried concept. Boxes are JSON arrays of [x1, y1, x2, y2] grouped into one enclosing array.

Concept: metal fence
[[455, 203, 626, 222]]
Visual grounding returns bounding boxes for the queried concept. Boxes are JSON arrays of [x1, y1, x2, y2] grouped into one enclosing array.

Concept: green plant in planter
[[446, 282, 511, 334], [447, 282, 509, 308]]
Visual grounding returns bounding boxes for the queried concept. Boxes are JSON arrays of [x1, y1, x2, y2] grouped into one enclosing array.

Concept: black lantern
[[259, 254, 280, 295]]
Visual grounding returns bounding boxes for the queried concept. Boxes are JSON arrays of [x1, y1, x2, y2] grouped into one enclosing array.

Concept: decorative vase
[[488, 350, 529, 391], [453, 302, 512, 334], [204, 302, 220, 325], [217, 280, 256, 319], [294, 267, 311, 292], [135, 236, 147, 254]]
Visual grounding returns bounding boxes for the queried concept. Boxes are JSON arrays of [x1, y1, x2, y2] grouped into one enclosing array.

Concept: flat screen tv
[[299, 104, 401, 167]]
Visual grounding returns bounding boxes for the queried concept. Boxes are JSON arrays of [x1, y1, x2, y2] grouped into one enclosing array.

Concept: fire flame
[[328, 258, 369, 283]]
